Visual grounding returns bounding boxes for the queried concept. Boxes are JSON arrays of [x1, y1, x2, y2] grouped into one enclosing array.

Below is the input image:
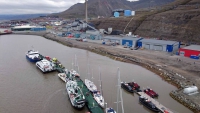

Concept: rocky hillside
[[91, 0, 200, 44], [57, 0, 174, 18]]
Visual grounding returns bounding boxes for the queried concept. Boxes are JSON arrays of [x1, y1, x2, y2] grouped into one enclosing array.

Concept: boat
[[36, 59, 55, 73], [93, 90, 105, 108], [85, 79, 97, 92], [85, 64, 97, 92], [11, 24, 46, 32], [121, 82, 134, 93], [57, 73, 67, 82], [26, 50, 42, 62], [144, 88, 159, 98], [127, 82, 141, 92], [69, 69, 80, 78], [106, 108, 116, 113], [66, 80, 86, 109], [139, 96, 160, 112], [93, 68, 104, 108]]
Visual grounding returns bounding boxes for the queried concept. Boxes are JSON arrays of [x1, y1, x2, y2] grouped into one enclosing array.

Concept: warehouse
[[179, 45, 200, 59], [102, 36, 121, 44], [121, 37, 143, 47], [138, 39, 180, 52]]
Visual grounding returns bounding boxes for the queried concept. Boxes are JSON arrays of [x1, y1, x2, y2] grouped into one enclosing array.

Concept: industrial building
[[102, 36, 121, 44], [138, 39, 180, 52], [121, 37, 143, 47], [179, 45, 200, 59]]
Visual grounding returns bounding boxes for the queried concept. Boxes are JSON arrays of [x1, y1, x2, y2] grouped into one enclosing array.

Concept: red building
[[179, 45, 200, 57]]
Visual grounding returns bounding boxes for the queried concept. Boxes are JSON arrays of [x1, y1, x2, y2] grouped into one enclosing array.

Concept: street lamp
[[85, 0, 88, 23]]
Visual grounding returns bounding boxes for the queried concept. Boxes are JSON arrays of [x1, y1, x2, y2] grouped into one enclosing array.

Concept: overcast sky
[[0, 0, 85, 14], [0, 0, 139, 15]]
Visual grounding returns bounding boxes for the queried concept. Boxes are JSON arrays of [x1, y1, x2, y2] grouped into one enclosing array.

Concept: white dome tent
[[183, 86, 199, 95]]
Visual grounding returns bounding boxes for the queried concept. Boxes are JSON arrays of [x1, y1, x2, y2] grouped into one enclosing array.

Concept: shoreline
[[13, 32, 200, 113]]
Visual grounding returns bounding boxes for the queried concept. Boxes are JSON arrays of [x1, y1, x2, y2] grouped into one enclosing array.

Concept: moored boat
[[139, 96, 160, 112], [106, 108, 116, 113], [93, 91, 105, 108], [85, 79, 97, 92], [69, 69, 80, 78], [66, 80, 86, 109], [144, 88, 159, 98], [128, 82, 142, 92], [36, 59, 55, 73], [57, 73, 67, 82], [26, 50, 42, 62], [121, 82, 134, 93]]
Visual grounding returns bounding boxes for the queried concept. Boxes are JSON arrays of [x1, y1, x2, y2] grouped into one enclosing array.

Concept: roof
[[139, 39, 178, 45], [122, 37, 143, 41], [182, 45, 200, 51], [103, 36, 122, 40]]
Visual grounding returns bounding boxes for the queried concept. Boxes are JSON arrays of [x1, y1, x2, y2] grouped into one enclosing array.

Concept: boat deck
[[138, 92, 173, 113]]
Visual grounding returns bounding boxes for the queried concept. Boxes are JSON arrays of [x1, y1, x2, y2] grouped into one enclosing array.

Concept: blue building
[[121, 37, 143, 47], [138, 39, 180, 52]]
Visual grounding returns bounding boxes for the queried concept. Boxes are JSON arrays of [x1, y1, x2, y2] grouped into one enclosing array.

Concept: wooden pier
[[138, 92, 174, 113]]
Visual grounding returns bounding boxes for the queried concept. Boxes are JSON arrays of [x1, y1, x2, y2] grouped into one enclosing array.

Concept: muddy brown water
[[0, 35, 192, 113]]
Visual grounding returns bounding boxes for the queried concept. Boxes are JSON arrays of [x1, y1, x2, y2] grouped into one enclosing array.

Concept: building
[[179, 45, 200, 58], [102, 36, 121, 44], [121, 37, 143, 47], [138, 39, 180, 52]]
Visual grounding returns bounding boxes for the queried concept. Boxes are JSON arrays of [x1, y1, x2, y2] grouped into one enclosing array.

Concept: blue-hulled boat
[[26, 50, 42, 62]]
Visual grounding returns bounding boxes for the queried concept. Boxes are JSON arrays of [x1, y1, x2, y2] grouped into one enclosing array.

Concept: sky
[[0, 0, 85, 15], [0, 0, 139, 15]]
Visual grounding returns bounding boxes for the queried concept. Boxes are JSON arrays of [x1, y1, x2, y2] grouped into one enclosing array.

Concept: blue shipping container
[[124, 10, 131, 16], [114, 12, 119, 17], [190, 55, 199, 59]]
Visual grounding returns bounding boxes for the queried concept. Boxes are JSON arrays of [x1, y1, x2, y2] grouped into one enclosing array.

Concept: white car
[[36, 59, 55, 73]]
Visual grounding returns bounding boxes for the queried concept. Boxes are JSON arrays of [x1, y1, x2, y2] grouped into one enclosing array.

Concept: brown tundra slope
[[91, 0, 200, 44]]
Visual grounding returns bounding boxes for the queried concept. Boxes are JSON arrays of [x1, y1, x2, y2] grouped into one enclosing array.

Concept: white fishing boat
[[36, 59, 55, 73], [69, 55, 80, 78], [93, 67, 105, 108], [26, 49, 42, 62], [66, 80, 86, 109]]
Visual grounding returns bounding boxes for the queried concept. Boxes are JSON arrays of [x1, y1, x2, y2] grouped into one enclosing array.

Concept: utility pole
[[85, 0, 88, 23]]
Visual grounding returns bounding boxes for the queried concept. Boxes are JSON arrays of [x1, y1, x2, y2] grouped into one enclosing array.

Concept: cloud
[[0, 0, 86, 14]]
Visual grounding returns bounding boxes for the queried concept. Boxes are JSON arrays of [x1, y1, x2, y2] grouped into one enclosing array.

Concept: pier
[[138, 92, 174, 113]]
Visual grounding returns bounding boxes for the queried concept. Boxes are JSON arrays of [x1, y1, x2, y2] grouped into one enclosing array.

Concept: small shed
[[121, 37, 143, 47], [179, 45, 200, 58], [138, 39, 180, 52]]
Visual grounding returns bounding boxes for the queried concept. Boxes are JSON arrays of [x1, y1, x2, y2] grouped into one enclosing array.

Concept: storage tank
[[124, 10, 131, 16], [108, 28, 113, 33], [114, 12, 119, 17], [183, 86, 198, 94], [131, 11, 135, 16]]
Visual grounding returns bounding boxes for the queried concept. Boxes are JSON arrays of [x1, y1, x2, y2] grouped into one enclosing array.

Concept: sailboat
[[93, 67, 105, 108], [85, 60, 97, 92], [105, 68, 124, 113]]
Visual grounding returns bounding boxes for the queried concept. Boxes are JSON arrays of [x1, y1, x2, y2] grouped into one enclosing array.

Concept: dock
[[138, 92, 174, 113]]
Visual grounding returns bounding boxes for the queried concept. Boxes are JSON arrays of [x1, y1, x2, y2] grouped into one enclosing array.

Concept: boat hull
[[26, 55, 41, 62], [121, 83, 134, 93], [139, 97, 160, 112]]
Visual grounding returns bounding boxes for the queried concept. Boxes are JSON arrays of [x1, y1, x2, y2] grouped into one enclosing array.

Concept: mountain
[[91, 0, 200, 44], [56, 0, 174, 18], [0, 14, 48, 20]]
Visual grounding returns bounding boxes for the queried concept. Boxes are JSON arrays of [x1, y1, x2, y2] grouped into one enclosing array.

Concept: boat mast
[[85, 0, 88, 23], [116, 68, 124, 113], [99, 67, 103, 96]]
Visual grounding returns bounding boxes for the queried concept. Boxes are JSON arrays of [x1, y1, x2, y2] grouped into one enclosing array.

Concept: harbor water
[[0, 35, 192, 113]]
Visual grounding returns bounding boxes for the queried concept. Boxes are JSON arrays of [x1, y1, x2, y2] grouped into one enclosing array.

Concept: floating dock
[[138, 92, 173, 113]]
